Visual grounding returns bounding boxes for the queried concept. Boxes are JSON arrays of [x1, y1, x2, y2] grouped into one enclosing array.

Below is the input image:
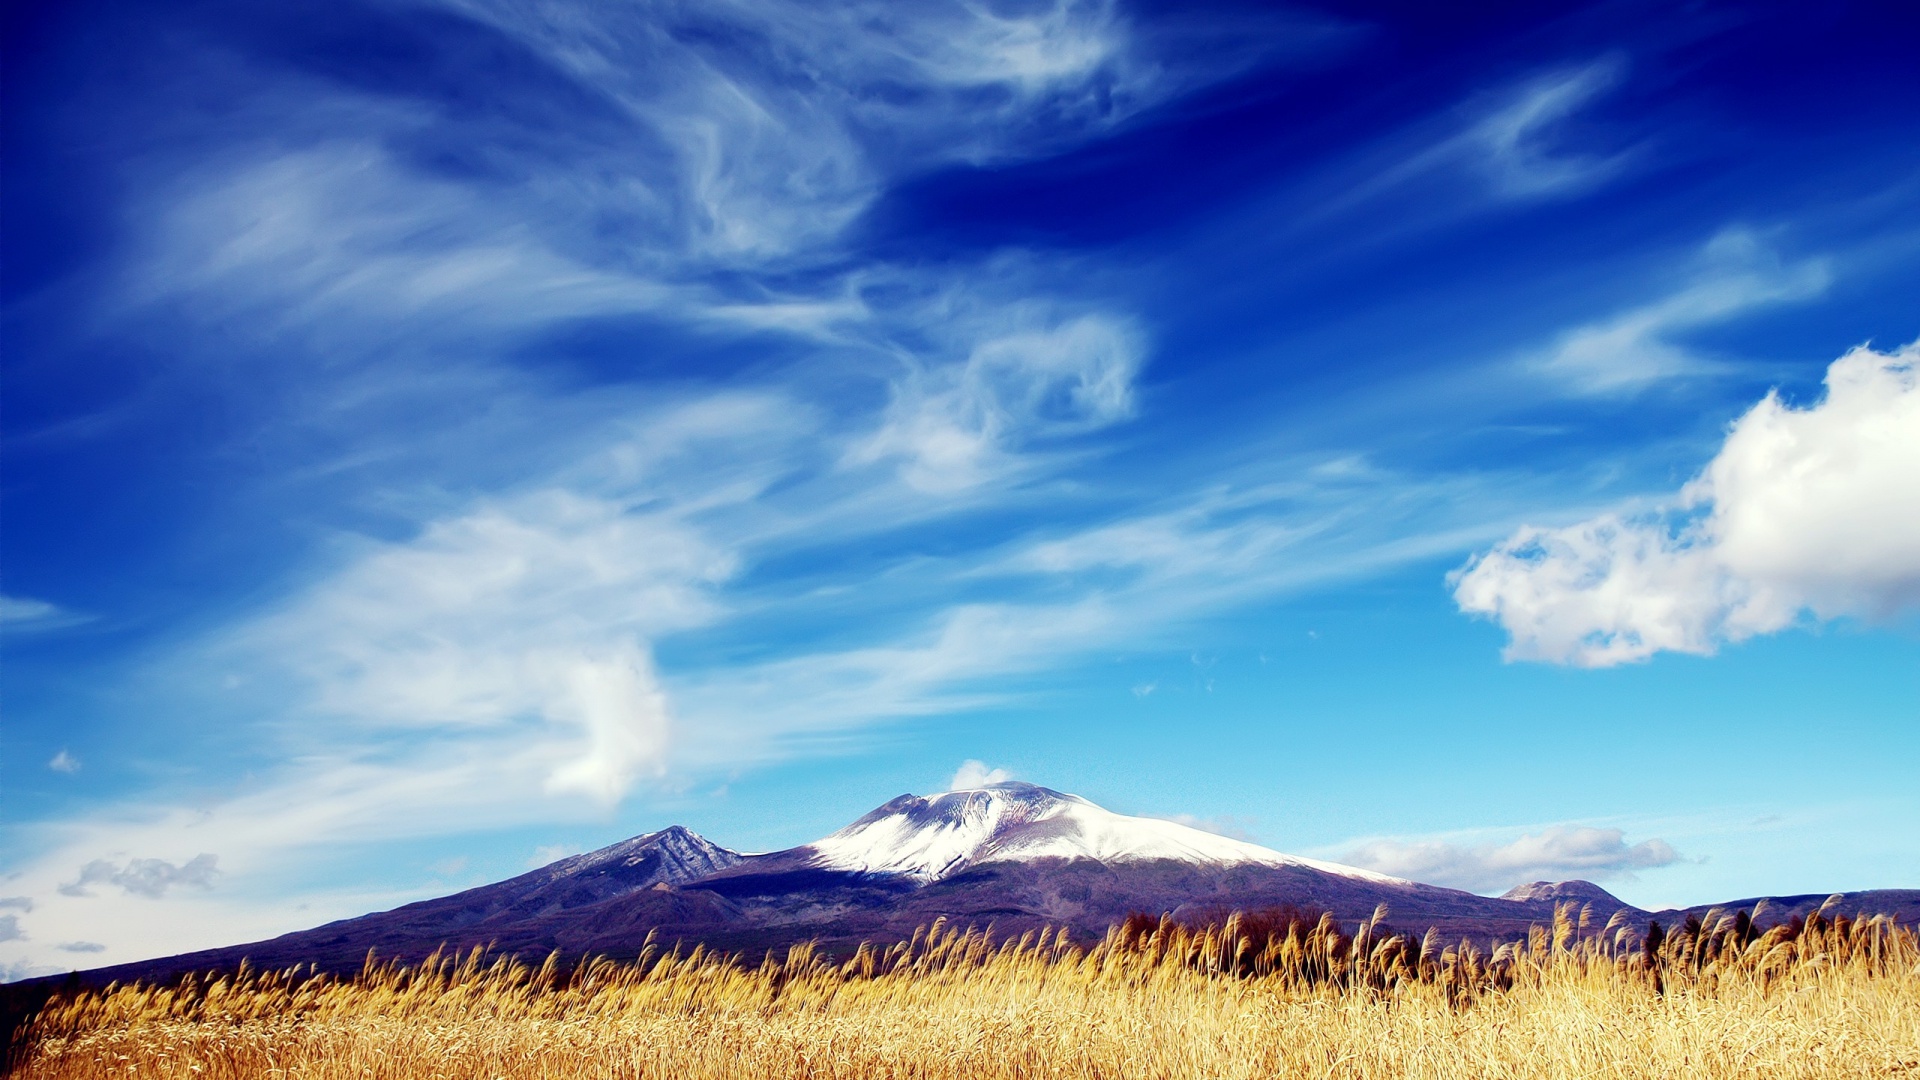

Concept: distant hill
[[24, 782, 1917, 988]]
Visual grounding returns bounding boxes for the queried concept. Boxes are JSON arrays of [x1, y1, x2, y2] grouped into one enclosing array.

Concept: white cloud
[[948, 760, 1014, 790], [134, 145, 677, 342], [419, 0, 1173, 270], [0, 595, 61, 623], [853, 312, 1145, 492], [1330, 58, 1636, 219], [48, 750, 80, 775], [1456, 340, 1920, 665], [1339, 826, 1681, 894], [59, 854, 221, 899], [1469, 59, 1634, 199], [256, 487, 736, 804], [1531, 230, 1829, 394], [0, 594, 87, 634]]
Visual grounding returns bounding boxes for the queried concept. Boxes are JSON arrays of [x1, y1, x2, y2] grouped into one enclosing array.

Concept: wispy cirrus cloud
[[1324, 56, 1641, 222], [0, 594, 88, 634], [1467, 58, 1638, 199], [1528, 230, 1829, 394], [851, 311, 1145, 492]]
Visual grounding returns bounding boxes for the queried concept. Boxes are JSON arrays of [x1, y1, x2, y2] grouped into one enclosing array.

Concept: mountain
[[1501, 880, 1632, 908], [737, 783, 1407, 884], [534, 825, 743, 898], [28, 782, 1919, 988], [1667, 890, 1920, 926]]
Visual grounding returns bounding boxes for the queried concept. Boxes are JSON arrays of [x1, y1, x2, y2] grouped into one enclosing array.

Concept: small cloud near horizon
[[58, 854, 220, 899], [1338, 825, 1682, 894]]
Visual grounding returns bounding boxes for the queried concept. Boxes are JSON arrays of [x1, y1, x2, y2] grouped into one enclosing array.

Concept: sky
[[2, 0, 1917, 977]]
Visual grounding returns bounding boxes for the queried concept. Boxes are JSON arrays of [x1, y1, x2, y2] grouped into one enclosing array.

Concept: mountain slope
[[53, 826, 745, 980]]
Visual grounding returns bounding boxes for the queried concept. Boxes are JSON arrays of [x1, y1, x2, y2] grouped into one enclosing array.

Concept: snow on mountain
[[540, 825, 742, 888], [802, 782, 1406, 884], [1500, 880, 1631, 908]]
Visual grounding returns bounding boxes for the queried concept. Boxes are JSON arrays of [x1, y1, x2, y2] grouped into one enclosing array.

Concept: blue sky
[[3, 0, 1917, 974]]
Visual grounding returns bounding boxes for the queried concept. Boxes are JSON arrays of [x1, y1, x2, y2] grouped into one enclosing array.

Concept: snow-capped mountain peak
[[540, 825, 741, 888], [801, 781, 1404, 884]]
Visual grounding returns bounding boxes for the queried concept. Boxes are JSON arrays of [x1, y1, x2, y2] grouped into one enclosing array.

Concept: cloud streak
[[852, 311, 1145, 492], [1468, 59, 1636, 199], [0, 594, 88, 634], [1530, 230, 1829, 394]]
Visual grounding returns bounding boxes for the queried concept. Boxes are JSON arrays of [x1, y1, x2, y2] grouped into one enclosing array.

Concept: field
[[13, 902, 1918, 1079]]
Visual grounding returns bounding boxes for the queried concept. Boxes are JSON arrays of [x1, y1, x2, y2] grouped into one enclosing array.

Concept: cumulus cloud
[[58, 854, 220, 899], [948, 760, 1014, 790], [0, 916, 23, 943], [854, 313, 1145, 492], [1456, 340, 1920, 666], [1340, 826, 1681, 894], [48, 750, 80, 775], [1531, 230, 1828, 394]]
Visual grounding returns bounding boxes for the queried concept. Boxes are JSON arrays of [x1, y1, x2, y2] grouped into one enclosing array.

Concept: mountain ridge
[[19, 784, 1918, 988]]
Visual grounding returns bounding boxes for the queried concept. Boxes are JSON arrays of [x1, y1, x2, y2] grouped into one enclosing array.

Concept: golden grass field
[[13, 901, 1919, 1079]]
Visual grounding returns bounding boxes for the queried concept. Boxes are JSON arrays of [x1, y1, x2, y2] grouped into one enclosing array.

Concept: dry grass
[[14, 901, 1919, 1079]]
